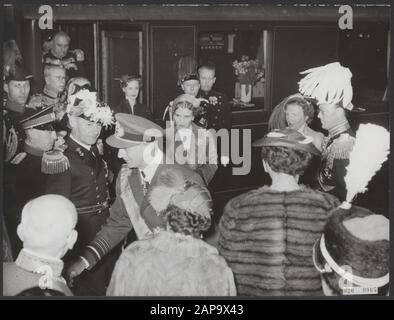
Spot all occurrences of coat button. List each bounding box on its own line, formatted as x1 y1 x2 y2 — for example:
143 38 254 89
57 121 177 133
91 171 94 176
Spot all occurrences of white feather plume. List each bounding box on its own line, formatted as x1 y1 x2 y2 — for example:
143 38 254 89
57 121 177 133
344 123 390 204
298 62 353 107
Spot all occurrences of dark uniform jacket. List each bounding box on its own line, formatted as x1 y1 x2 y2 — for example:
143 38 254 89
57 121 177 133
43 50 85 79
81 162 205 269
114 99 153 120
3 104 25 163
45 136 110 257
196 89 231 130
317 127 355 202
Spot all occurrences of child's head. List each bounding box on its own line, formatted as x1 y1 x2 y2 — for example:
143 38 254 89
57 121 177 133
119 74 141 100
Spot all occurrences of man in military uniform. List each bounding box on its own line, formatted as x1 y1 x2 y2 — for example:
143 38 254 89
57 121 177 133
42 31 85 79
298 62 356 201
28 64 67 125
3 64 32 163
65 114 207 287
3 195 78 296
196 63 231 131
44 89 116 296
4 105 61 258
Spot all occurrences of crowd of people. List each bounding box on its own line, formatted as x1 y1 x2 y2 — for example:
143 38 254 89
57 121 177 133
2 30 390 297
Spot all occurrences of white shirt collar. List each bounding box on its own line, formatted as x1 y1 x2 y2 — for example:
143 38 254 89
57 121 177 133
70 134 91 151
141 149 163 183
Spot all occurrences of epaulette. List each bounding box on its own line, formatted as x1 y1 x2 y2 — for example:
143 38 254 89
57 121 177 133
41 145 69 174
329 133 355 160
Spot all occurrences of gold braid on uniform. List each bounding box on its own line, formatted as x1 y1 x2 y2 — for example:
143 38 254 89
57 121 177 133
41 146 70 174
324 133 355 170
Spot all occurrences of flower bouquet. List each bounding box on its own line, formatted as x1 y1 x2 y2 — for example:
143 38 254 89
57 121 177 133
233 56 264 103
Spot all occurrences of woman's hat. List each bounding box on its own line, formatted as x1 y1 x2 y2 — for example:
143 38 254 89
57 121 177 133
313 206 389 290
252 128 321 156
114 74 141 87
181 73 199 83
149 168 213 219
66 89 114 128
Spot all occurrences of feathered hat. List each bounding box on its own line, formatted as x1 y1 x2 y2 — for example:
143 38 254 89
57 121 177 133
67 89 114 128
149 168 213 219
313 123 390 293
298 62 362 111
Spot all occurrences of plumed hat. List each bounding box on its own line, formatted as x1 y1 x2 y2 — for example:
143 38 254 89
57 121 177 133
67 89 114 128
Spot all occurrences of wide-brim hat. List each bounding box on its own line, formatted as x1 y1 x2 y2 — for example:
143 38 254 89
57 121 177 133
106 113 164 149
313 206 389 289
252 128 321 156
19 106 56 130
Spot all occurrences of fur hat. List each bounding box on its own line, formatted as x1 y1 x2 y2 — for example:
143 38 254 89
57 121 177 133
149 168 212 219
313 206 389 291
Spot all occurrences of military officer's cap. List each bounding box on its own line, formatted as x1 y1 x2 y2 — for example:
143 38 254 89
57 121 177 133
18 106 56 131
5 64 33 83
106 113 164 149
252 128 321 156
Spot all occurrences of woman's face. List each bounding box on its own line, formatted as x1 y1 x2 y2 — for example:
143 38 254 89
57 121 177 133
285 103 307 130
122 80 140 100
173 107 194 129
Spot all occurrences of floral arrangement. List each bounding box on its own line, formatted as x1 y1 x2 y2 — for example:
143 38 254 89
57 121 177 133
67 89 114 128
232 55 264 85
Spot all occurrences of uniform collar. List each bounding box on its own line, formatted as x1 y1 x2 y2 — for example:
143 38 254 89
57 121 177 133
6 99 26 114
15 248 64 278
43 87 60 100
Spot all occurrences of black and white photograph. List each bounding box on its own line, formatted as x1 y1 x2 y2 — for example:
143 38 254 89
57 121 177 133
2 2 390 301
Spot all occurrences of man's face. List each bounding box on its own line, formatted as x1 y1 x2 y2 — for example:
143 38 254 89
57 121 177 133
6 80 30 105
317 103 342 130
45 68 66 94
26 128 57 152
181 80 200 97
122 80 140 100
51 35 70 59
70 117 102 146
118 143 149 169
198 68 216 93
